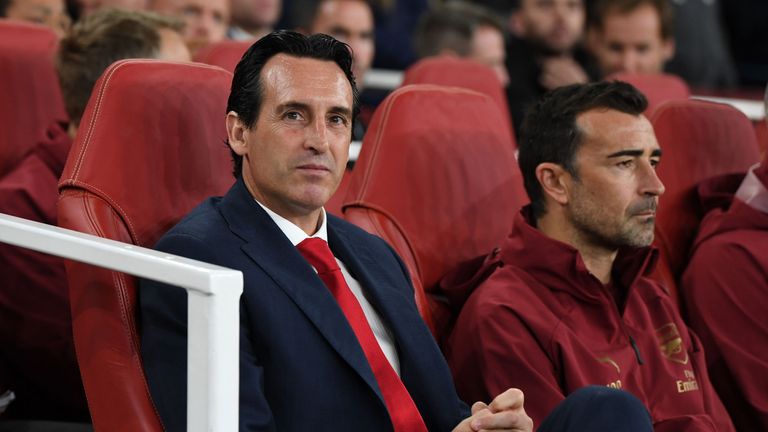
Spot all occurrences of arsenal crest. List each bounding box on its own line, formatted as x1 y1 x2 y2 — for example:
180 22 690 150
655 323 689 365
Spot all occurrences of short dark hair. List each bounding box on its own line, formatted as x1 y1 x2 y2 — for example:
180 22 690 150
590 0 674 40
518 81 648 219
0 0 11 16
56 8 184 126
227 30 359 178
414 1 505 59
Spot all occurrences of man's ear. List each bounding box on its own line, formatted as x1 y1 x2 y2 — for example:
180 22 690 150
509 11 525 38
536 162 571 206
661 38 675 63
226 111 248 156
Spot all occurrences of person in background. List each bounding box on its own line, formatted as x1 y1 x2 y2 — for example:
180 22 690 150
0 8 189 423
445 81 736 431
504 0 596 135
150 0 229 55
0 0 70 37
680 86 768 431
227 0 280 41
587 0 674 77
414 1 509 87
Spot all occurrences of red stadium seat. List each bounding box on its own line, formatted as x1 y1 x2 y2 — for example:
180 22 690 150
193 39 253 73
57 60 233 431
651 99 760 304
755 119 767 159
342 84 526 340
402 55 516 145
0 20 67 178
608 72 690 116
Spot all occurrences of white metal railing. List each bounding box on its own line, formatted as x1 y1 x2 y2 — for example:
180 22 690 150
363 68 403 90
0 212 243 432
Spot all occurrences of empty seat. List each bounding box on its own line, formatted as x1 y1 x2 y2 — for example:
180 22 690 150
193 39 253 73
402 55 515 145
342 84 526 339
608 72 690 116
651 99 760 302
0 20 67 178
57 59 233 431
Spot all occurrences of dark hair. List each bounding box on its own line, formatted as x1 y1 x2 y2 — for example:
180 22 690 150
227 30 359 178
0 0 10 16
590 0 674 40
414 1 505 59
56 8 184 126
518 81 648 219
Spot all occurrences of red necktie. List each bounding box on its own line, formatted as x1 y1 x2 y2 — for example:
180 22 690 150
297 237 428 432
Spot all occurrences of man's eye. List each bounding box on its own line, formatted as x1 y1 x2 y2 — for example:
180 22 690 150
650 159 660 169
329 115 348 126
617 160 634 169
284 111 302 121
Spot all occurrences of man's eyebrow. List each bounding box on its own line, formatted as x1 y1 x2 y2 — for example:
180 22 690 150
328 105 353 117
606 148 663 158
276 102 352 118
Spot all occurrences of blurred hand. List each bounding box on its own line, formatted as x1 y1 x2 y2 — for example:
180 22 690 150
540 57 589 90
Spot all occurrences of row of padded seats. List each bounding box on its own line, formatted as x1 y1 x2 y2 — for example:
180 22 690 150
51 58 764 430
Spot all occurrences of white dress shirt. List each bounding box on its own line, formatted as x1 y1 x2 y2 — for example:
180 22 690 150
255 201 401 375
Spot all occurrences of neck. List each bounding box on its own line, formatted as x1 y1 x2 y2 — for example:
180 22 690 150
536 211 617 284
242 176 323 236
236 23 270 39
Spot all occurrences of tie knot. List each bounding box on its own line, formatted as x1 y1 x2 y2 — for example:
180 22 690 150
297 237 339 274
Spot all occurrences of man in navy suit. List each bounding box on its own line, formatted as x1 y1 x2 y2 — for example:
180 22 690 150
140 30 653 432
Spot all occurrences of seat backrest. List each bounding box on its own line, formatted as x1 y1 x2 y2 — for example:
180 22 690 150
402 55 515 145
342 84 526 339
57 59 233 431
193 39 253 73
755 119 767 159
651 99 760 283
0 19 67 177
608 72 690 116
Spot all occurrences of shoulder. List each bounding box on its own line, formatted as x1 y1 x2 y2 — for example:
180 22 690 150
154 197 228 253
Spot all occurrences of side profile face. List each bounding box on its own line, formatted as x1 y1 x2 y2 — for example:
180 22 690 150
470 24 509 87
513 0 585 55
151 0 229 54
228 54 353 226
565 109 665 250
5 0 71 37
311 0 373 86
230 0 280 31
592 3 673 75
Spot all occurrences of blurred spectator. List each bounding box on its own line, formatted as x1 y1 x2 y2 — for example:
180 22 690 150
228 0 280 40
150 0 229 55
587 0 674 76
371 0 428 70
0 8 188 422
414 1 508 87
294 0 373 90
680 86 768 431
0 0 71 37
505 0 596 134
664 0 736 89
721 0 768 88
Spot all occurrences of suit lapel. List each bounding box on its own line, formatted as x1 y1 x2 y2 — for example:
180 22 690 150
218 179 385 405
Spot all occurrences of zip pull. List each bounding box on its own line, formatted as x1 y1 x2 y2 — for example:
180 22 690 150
630 336 645 365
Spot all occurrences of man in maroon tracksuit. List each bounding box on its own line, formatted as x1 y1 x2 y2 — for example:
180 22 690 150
681 154 768 431
445 81 735 431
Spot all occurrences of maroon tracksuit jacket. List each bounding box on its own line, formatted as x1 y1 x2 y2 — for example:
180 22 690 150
682 167 768 432
445 208 735 431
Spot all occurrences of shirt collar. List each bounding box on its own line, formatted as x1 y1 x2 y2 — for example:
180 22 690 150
255 200 328 246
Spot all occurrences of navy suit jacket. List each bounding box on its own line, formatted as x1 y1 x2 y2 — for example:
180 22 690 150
140 178 469 431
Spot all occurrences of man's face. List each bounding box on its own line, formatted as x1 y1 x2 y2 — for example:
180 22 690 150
592 4 673 75
470 24 509 87
513 0 584 55
564 109 664 250
231 54 353 221
152 0 229 54
311 0 374 86
5 0 71 38
230 0 280 31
